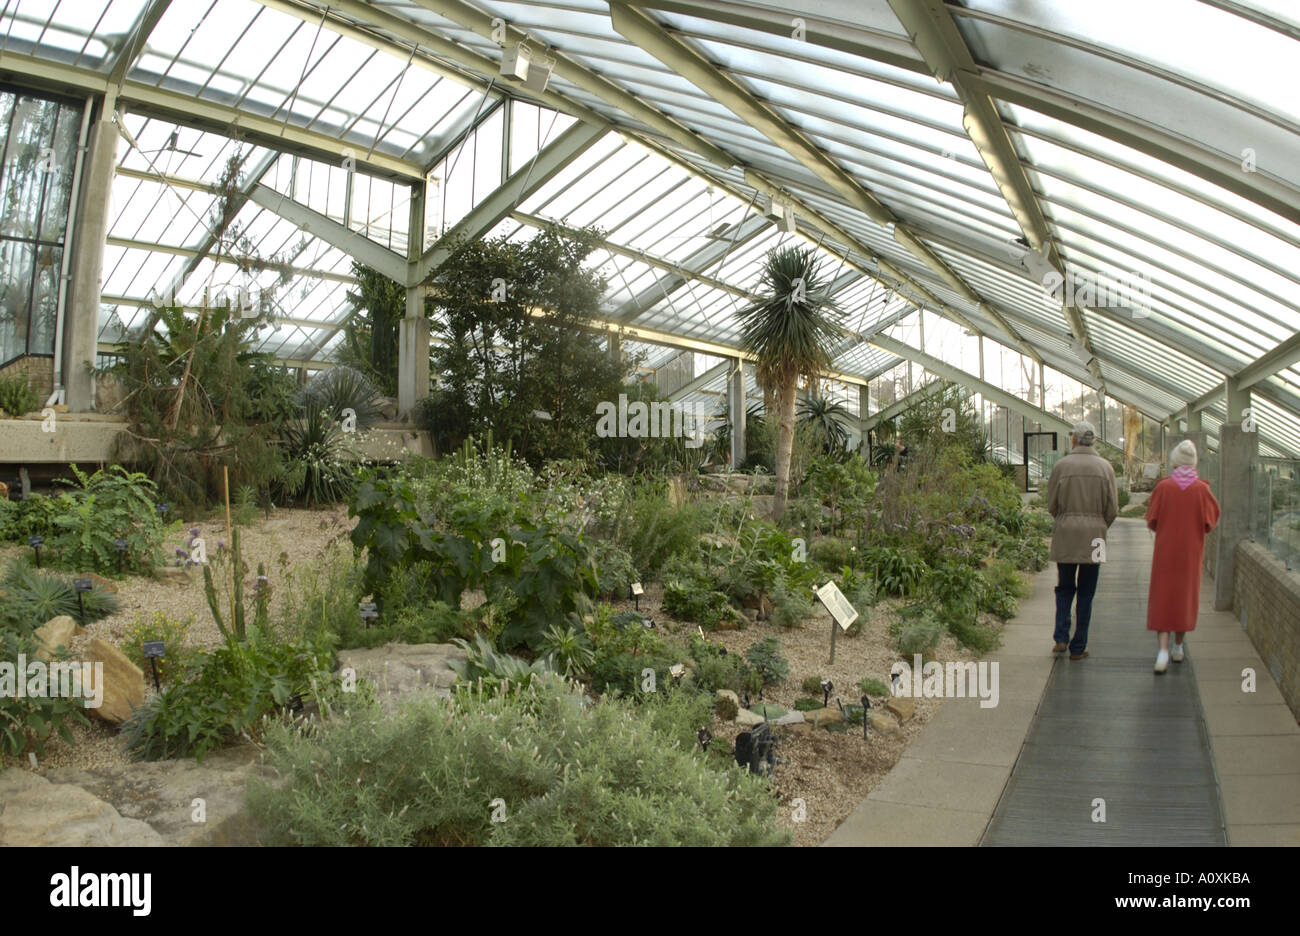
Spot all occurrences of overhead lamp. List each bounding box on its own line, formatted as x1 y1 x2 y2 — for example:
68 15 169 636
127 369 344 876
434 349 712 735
500 41 531 82
523 50 555 94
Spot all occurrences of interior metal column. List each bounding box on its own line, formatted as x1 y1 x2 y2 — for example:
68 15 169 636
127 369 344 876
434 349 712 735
398 183 430 416
728 357 746 468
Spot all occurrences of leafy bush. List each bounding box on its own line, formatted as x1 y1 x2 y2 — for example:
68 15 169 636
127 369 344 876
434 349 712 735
744 636 789 686
277 398 358 507
768 577 813 629
0 373 39 417
998 534 1049 572
863 545 929 597
809 537 853 572
0 627 90 762
539 623 595 678
584 604 685 696
980 560 1027 620
121 611 195 686
605 482 701 576
661 557 741 631
249 677 788 846
448 633 554 693
48 465 166 574
793 697 825 712
1117 487 1131 509
270 540 363 656
687 634 756 695
121 630 330 761
0 493 58 542
800 675 825 695
894 614 944 657
589 539 638 598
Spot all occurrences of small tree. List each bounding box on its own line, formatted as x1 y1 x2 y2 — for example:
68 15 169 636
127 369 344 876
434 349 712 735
735 246 845 519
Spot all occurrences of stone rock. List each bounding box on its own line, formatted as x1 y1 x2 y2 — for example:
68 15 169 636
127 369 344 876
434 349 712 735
715 696 738 721
885 697 916 722
735 708 767 727
337 641 468 713
154 565 193 583
716 689 740 706
869 713 903 737
0 771 163 846
43 744 266 846
773 710 805 726
33 616 85 662
85 637 146 725
805 707 844 727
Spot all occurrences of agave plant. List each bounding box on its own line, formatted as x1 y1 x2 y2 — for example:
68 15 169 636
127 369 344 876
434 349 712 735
797 394 853 455
734 246 845 519
299 365 384 429
277 398 357 507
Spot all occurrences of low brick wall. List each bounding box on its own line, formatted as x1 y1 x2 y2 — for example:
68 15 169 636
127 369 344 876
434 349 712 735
1234 540 1300 721
0 355 53 408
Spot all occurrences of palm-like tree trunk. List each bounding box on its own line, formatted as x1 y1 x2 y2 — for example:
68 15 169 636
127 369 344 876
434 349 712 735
773 376 798 519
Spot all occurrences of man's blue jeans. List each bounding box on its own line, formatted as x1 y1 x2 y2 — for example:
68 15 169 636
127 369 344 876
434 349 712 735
1054 562 1100 655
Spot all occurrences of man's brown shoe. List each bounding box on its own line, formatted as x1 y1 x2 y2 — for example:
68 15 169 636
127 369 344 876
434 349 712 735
1053 643 1069 653
1070 650 1089 661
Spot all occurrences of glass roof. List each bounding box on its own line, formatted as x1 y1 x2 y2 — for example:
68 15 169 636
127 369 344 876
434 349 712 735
4 0 1298 455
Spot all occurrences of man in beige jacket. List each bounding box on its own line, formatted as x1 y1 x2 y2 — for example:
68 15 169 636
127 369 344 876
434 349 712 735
1046 420 1118 660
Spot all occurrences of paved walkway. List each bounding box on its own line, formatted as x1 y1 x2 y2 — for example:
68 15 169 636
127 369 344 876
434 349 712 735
825 518 1300 846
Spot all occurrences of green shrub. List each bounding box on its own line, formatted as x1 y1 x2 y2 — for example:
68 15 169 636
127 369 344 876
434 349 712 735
539 622 595 678
768 577 813 629
998 535 1049 572
980 560 1027 619
661 556 740 632
277 398 358 507
48 464 166 574
793 697 825 711
121 611 195 685
863 545 929 597
895 615 944 657
249 677 788 846
687 634 755 694
589 539 638 598
1117 487 1131 509
809 537 852 572
606 482 701 576
448 633 554 694
0 493 57 543
859 677 891 698
121 630 330 761
0 374 38 417
0 624 90 761
800 675 825 695
744 636 788 686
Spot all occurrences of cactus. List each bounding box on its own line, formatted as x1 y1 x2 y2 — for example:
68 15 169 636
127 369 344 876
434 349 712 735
202 527 249 642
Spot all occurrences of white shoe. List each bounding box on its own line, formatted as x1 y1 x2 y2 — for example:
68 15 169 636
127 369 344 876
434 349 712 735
1154 649 1170 673
1171 642 1184 663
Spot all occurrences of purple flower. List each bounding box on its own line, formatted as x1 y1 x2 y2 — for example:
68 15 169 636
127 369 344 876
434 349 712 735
218 540 227 549
190 526 200 537
175 548 188 558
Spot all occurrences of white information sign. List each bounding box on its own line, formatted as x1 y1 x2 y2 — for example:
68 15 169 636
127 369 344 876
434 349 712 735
815 581 859 631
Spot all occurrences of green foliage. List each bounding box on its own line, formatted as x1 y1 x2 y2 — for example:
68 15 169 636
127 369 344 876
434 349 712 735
797 395 853 455
201 527 269 643
998 534 1049 572
809 537 853 572
340 261 404 397
0 493 58 542
423 226 629 463
800 675 825 695
1117 487 1131 509
106 302 287 514
350 468 597 651
268 540 361 657
448 633 554 693
980 559 1027 620
121 611 194 686
0 559 120 631
232 483 260 527
604 480 701 577
863 545 929 597
860 676 891 698
0 373 38 417
249 678 788 846
768 577 813 629
583 604 685 696
539 623 595 678
47 464 166 574
300 365 383 430
0 626 90 762
661 556 741 631
121 628 329 762
744 636 789 686
894 610 945 657
276 398 358 507
686 634 756 695
588 539 638 598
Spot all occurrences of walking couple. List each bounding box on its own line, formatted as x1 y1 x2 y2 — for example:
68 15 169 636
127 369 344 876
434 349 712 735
1045 421 1220 672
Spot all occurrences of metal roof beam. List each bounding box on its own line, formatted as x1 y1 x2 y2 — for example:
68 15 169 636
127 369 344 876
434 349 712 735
407 0 733 168
887 0 1105 391
248 183 409 283
417 120 607 281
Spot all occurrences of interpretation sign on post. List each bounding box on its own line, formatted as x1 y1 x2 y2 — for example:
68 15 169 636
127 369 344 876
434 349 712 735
815 581 859 664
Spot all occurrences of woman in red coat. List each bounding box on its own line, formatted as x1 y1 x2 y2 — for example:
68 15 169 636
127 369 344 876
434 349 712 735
1145 440 1220 673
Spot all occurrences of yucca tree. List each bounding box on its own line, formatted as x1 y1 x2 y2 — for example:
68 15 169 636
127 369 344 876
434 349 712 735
736 246 846 518
798 393 853 455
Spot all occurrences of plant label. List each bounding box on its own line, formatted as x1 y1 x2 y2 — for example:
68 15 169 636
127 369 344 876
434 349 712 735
815 580 858 631
73 578 94 593
630 581 644 596
142 641 166 659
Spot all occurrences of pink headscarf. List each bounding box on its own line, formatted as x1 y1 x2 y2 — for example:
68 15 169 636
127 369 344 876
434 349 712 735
1171 465 1198 490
